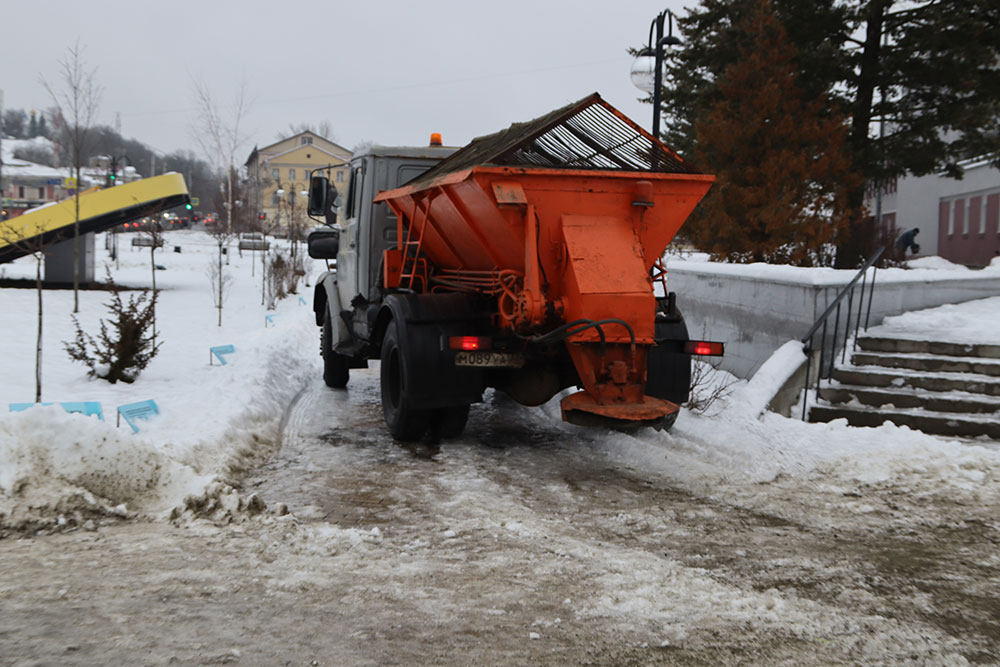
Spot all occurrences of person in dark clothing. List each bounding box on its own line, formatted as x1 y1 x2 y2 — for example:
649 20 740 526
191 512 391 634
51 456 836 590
895 227 920 257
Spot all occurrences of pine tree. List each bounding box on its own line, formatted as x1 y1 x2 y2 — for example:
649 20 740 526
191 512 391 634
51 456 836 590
28 110 38 137
658 0 849 157
37 113 48 139
687 0 856 266
64 268 161 384
657 0 1000 266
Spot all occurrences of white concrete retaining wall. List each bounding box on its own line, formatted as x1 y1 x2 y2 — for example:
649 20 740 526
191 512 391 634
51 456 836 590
667 261 1000 379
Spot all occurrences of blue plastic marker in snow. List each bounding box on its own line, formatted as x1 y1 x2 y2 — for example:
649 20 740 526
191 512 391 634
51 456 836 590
210 344 236 365
265 314 277 327
117 399 159 433
9 401 104 420
299 296 307 306
9 402 53 412
58 401 105 420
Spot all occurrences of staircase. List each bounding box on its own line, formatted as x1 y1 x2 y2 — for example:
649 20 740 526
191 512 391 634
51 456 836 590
809 335 1000 439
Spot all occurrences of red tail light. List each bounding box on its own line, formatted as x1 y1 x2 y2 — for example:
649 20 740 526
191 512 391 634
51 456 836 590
448 336 491 351
684 341 725 356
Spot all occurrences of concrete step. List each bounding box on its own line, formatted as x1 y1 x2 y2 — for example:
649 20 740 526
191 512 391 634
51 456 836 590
857 337 1000 358
832 367 1000 397
819 384 1000 414
851 351 1000 377
809 404 1000 439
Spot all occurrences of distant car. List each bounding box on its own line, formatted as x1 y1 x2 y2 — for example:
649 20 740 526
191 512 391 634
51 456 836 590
120 217 153 232
132 217 162 232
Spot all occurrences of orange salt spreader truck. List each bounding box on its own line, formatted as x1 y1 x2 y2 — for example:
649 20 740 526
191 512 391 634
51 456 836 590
306 93 723 440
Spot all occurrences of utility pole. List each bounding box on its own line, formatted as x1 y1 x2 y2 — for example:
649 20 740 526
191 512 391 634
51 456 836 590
0 89 5 216
114 111 122 184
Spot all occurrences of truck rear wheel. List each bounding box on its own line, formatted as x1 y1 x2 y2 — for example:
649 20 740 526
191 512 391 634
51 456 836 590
380 319 431 440
646 310 691 406
322 309 350 388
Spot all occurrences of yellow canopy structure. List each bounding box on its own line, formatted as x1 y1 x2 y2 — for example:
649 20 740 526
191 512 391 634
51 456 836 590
0 172 189 264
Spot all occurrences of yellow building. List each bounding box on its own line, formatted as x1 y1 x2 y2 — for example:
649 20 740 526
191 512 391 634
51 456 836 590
244 131 351 231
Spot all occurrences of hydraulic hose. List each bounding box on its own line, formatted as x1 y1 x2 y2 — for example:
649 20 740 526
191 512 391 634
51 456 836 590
520 318 636 358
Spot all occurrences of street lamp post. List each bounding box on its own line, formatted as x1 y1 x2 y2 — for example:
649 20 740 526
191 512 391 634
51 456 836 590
275 187 285 231
631 9 682 140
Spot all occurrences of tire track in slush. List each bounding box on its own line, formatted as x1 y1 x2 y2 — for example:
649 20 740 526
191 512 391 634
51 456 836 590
255 369 997 664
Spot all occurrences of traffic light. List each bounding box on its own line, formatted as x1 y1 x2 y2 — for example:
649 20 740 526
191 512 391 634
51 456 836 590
185 203 192 210
109 173 116 182
259 213 266 220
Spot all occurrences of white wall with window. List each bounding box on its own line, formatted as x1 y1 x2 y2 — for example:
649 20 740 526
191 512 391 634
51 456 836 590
871 159 1000 260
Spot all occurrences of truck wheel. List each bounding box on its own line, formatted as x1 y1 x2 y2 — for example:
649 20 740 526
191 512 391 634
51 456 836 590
380 319 430 440
646 311 691 406
322 309 349 388
430 405 470 440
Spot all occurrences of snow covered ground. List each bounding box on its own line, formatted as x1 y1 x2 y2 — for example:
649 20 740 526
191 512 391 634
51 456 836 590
3 234 1000 663
1 232 998 532
0 230 323 529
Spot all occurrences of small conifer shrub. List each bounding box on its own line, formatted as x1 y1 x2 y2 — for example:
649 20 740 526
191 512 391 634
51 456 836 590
64 269 161 384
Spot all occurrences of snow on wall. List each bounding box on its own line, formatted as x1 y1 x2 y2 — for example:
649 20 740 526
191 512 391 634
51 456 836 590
666 255 1000 378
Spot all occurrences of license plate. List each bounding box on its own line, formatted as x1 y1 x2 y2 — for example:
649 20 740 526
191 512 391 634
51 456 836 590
454 350 526 368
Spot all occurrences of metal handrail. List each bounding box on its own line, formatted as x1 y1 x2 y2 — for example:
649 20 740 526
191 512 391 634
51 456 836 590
800 246 886 420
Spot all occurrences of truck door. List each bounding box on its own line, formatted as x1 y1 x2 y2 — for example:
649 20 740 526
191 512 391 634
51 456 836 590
336 160 365 305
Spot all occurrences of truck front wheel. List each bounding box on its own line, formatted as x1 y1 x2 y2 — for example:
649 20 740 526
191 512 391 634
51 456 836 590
322 309 350 388
380 319 430 440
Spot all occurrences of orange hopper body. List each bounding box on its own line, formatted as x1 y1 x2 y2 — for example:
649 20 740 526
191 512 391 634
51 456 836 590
375 94 714 428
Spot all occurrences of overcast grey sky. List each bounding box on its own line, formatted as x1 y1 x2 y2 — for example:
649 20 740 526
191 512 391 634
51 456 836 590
3 0 690 160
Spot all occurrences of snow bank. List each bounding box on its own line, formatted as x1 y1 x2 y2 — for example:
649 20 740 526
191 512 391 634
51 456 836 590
528 314 1000 520
729 340 805 417
0 316 319 531
0 406 211 529
530 325 1000 529
905 255 970 271
0 230 322 532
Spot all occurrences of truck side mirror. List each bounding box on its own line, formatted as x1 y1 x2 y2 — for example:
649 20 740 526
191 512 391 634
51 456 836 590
307 228 340 259
308 175 328 217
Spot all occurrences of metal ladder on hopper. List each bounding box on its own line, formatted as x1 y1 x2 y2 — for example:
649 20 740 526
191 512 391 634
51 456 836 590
398 195 433 292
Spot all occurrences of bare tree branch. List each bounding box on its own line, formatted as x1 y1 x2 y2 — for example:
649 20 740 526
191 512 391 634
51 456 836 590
191 76 251 324
0 221 62 402
40 40 102 313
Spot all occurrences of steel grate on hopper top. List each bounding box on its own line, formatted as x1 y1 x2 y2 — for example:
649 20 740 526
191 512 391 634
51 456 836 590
401 93 700 193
